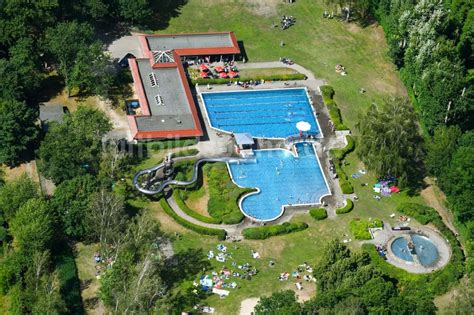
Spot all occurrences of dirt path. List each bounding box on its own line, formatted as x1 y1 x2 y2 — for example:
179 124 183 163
96 99 132 141
421 179 459 236
239 298 259 315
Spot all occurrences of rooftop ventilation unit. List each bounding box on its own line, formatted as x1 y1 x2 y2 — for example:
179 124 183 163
149 73 158 87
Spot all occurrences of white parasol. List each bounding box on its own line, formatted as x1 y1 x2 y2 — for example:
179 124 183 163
296 121 311 132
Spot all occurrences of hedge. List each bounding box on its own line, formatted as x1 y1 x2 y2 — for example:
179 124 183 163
242 221 308 240
191 73 306 85
350 218 383 240
334 163 354 194
336 199 354 214
173 190 222 224
320 85 348 130
171 148 199 158
330 135 355 161
310 208 327 220
159 198 227 240
148 138 197 151
350 220 372 240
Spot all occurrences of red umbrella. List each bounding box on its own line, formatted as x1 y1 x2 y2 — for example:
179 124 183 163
219 72 228 78
228 71 239 78
214 66 224 73
200 71 210 78
199 64 209 71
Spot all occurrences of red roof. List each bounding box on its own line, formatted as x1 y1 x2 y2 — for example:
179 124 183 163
128 31 240 140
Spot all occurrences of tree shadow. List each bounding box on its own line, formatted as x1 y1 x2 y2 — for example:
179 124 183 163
36 74 64 103
160 248 211 287
144 0 188 31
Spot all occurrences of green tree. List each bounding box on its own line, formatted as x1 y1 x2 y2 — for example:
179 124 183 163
45 21 110 97
426 125 462 178
356 98 424 186
443 146 474 222
118 0 152 25
254 290 302 315
51 175 99 239
38 106 112 183
9 199 54 257
0 174 39 221
0 98 39 166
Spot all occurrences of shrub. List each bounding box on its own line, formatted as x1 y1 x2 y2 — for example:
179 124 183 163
320 85 335 103
396 203 439 225
148 139 197 151
319 85 348 130
160 198 226 240
350 220 372 240
173 190 222 224
243 221 308 240
310 208 327 220
171 148 199 158
330 135 355 161
340 179 354 194
336 199 354 214
191 73 306 85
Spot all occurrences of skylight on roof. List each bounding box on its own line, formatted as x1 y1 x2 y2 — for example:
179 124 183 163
153 50 175 64
149 73 158 87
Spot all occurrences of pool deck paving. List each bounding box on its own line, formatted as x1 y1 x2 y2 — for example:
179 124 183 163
141 61 351 236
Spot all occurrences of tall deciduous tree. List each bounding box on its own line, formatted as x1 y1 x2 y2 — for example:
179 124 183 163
356 98 424 186
118 0 153 25
425 125 462 178
0 99 38 166
0 174 39 221
9 199 54 257
38 106 111 183
51 175 99 239
45 21 111 97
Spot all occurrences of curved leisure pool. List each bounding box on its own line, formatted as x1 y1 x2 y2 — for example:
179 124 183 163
391 234 439 267
228 143 330 221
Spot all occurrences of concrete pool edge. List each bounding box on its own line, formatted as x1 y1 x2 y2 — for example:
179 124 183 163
199 87 323 140
384 227 452 273
226 144 332 223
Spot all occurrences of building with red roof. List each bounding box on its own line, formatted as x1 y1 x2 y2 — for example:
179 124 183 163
127 32 240 140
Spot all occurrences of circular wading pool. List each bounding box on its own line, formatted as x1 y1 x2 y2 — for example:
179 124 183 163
391 234 439 267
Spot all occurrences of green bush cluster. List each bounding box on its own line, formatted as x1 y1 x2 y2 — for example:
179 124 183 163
191 73 306 85
396 203 439 225
336 199 354 214
170 148 199 158
320 85 348 130
349 220 372 240
350 218 383 240
173 190 222 224
320 85 335 103
329 135 355 195
159 198 226 240
330 135 355 160
242 221 308 240
309 208 327 220
148 139 197 151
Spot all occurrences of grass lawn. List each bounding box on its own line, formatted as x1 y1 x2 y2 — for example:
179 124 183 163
74 242 102 314
121 1 441 313
238 67 299 77
149 0 406 131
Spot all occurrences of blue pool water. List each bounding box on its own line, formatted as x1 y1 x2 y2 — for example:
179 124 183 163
201 88 321 138
228 143 330 221
391 234 439 266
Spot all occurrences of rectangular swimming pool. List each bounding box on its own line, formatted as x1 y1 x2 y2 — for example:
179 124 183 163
201 88 321 138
